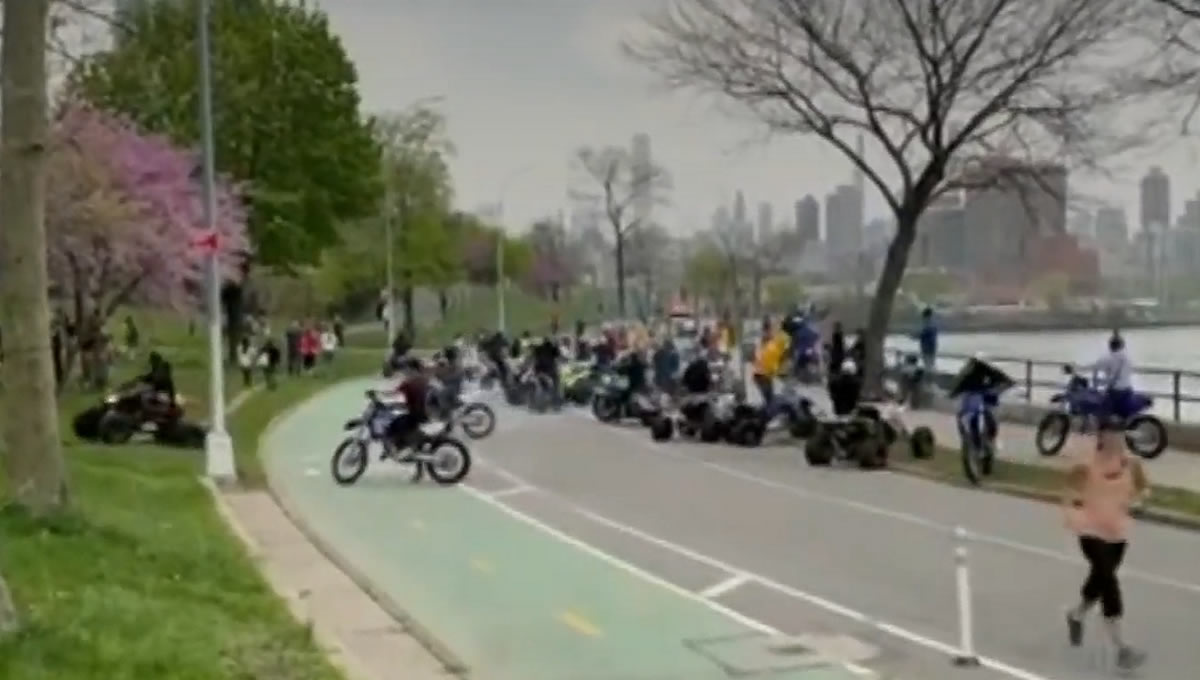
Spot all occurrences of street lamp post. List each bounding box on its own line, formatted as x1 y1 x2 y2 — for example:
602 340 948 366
496 163 537 334
197 0 235 482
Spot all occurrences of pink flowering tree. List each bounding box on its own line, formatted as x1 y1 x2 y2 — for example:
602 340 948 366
45 102 248 375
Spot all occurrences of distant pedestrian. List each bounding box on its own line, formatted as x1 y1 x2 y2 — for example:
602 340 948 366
260 337 281 389
285 321 301 375
237 337 256 387
916 306 939 375
300 323 319 373
320 325 338 363
333 315 345 347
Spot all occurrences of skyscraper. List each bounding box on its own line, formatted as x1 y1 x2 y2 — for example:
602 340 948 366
825 184 862 258
1140 166 1170 231
757 201 773 237
795 195 820 245
732 190 747 229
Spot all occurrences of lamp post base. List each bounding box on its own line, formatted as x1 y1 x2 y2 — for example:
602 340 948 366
205 429 237 485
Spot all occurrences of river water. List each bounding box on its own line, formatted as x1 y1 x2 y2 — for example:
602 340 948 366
888 325 1200 421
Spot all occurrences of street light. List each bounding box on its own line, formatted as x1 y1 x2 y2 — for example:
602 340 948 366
197 0 235 483
495 163 538 333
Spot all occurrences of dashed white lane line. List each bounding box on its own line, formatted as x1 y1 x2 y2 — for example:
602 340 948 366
699 573 753 599
462 458 1046 680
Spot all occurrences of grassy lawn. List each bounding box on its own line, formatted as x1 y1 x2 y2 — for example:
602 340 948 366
892 444 1200 520
347 285 607 349
0 316 376 680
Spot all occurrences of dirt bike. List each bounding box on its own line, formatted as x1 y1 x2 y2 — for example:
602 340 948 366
331 390 472 486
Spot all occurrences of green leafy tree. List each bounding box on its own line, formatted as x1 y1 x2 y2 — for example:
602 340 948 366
67 0 381 267
375 106 456 335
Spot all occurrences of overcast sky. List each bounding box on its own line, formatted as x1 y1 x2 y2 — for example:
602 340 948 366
88 1 1200 235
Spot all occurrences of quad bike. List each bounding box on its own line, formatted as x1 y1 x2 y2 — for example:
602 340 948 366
650 392 741 443
592 373 663 426
73 385 205 448
803 402 934 469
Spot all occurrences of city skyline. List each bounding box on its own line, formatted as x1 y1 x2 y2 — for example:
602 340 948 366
321 0 1200 234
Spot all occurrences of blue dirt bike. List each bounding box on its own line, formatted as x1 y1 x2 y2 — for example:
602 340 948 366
331 390 472 486
1035 367 1167 459
950 359 1014 486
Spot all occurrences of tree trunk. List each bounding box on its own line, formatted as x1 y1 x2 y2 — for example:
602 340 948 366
614 236 627 317
0 0 70 514
437 289 448 320
862 210 920 394
0 568 18 636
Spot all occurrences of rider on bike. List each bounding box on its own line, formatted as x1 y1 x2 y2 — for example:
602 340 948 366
532 334 562 399
434 345 465 416
1089 334 1135 420
680 348 714 424
384 358 430 453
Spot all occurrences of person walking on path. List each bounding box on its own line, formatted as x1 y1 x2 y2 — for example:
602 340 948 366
285 321 301 376
1062 422 1148 672
916 306 938 375
237 337 257 387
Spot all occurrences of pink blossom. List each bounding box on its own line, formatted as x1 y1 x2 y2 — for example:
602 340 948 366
45 102 248 320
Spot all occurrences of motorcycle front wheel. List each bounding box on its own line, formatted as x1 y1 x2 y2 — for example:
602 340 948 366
331 439 369 485
592 394 621 422
1035 412 1070 456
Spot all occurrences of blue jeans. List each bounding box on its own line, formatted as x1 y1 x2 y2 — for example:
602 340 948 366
1102 387 1136 421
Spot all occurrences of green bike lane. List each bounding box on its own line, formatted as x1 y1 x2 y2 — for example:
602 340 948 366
264 381 863 680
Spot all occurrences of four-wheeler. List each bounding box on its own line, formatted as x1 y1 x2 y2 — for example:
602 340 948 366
72 385 205 448
592 372 663 425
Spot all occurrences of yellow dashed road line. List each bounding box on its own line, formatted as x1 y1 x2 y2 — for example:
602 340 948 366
470 557 494 573
557 609 603 637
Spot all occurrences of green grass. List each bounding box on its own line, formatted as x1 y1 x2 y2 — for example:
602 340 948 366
347 286 607 349
0 314 377 680
892 445 1200 519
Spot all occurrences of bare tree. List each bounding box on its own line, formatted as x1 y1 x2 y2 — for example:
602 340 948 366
625 222 673 316
627 0 1193 388
711 220 804 319
573 146 671 316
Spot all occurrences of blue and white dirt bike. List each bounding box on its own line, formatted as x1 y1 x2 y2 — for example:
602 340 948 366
331 389 472 486
951 359 1014 486
1035 366 1167 459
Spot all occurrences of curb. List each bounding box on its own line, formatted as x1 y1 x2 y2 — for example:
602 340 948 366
889 461 1200 532
215 377 470 678
198 477 381 680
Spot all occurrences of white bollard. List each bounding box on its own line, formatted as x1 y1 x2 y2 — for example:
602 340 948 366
952 526 981 667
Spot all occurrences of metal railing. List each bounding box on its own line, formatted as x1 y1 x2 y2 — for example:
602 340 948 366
886 347 1200 423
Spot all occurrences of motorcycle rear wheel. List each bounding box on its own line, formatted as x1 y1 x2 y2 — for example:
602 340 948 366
423 437 472 485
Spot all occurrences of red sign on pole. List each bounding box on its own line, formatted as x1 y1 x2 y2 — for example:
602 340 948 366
190 230 219 253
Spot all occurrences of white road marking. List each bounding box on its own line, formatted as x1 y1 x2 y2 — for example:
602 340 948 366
583 412 1200 596
489 484 534 498
304 467 320 477
468 458 1050 680
699 573 752 599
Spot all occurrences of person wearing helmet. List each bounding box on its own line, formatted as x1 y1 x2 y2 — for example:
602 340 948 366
828 359 862 416
385 358 431 454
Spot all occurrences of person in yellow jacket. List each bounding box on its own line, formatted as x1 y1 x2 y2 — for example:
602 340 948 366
753 326 789 407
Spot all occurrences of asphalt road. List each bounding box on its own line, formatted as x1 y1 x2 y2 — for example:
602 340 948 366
267 380 1200 680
